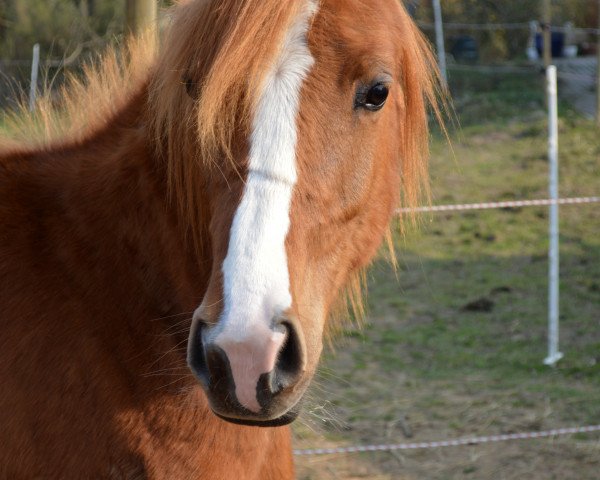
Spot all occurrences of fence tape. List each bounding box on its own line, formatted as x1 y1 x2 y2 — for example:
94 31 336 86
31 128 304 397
294 424 600 456
397 196 600 214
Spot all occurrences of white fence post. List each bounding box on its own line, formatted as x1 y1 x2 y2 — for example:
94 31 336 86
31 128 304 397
29 43 40 112
544 65 563 366
432 0 447 85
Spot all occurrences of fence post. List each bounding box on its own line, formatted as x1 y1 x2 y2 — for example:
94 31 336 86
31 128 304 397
544 65 563 367
29 43 40 112
432 0 447 86
125 0 157 38
542 0 552 69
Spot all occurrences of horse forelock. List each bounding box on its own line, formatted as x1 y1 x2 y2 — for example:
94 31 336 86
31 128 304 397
148 0 443 252
148 0 316 252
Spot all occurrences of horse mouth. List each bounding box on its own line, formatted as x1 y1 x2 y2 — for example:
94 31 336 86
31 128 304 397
212 398 303 428
215 408 300 427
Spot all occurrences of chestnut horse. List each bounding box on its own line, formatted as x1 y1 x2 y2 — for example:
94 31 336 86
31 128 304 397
0 0 439 477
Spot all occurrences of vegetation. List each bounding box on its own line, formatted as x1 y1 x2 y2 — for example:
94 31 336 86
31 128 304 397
0 1 596 63
0 0 123 61
414 0 599 61
295 71 600 479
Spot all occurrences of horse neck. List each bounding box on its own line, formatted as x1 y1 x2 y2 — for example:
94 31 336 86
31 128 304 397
23 85 211 357
0 82 298 476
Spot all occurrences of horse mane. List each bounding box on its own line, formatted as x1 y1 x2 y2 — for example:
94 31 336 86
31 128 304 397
0 0 444 332
1 0 441 222
393 5 444 214
0 34 155 153
329 1 445 336
148 0 309 241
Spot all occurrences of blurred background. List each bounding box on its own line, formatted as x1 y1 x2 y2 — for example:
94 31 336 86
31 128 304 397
1 1 599 479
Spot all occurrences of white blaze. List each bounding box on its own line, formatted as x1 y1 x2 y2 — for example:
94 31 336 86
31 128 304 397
211 2 317 413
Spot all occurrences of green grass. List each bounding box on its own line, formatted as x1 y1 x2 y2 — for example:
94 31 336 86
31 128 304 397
296 71 600 480
355 111 599 411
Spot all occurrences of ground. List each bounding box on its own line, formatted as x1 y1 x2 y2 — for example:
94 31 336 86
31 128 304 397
293 71 600 479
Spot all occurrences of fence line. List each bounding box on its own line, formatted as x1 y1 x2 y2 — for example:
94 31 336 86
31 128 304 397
1 58 81 70
557 71 596 80
444 64 594 80
418 21 600 35
448 64 538 74
397 196 600 214
418 21 530 31
294 424 600 456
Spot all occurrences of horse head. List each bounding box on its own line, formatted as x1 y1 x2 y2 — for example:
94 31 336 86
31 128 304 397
150 0 439 426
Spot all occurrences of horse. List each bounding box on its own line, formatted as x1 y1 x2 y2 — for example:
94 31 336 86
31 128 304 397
0 0 440 477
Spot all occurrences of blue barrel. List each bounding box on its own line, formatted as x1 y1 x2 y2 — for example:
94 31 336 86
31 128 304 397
536 32 565 58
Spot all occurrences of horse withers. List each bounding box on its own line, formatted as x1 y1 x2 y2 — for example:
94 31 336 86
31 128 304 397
0 0 439 477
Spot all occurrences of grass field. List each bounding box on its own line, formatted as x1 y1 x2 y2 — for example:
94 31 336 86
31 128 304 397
294 71 600 479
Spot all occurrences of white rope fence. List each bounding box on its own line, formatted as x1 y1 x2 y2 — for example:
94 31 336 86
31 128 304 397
397 196 600 214
294 425 600 456
298 194 600 458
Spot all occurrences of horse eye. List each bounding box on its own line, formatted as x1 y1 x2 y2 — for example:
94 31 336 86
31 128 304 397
355 82 390 112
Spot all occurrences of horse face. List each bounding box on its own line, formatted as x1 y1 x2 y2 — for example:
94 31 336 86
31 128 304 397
188 0 429 426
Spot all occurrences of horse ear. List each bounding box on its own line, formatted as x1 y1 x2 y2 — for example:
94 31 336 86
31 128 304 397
183 76 199 100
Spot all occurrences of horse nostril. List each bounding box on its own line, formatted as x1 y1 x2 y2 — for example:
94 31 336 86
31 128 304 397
260 319 305 400
276 321 304 386
188 321 211 387
190 315 306 414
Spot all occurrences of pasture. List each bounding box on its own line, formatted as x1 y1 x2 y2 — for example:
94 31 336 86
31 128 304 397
294 71 600 479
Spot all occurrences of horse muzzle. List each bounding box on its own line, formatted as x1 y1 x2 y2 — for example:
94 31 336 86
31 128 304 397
187 315 307 426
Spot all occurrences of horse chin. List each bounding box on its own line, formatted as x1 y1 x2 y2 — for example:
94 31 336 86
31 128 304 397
212 399 303 428
214 409 299 428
